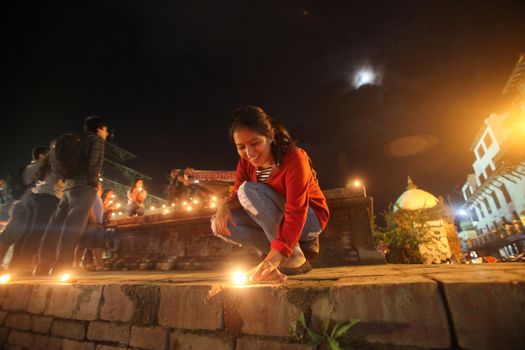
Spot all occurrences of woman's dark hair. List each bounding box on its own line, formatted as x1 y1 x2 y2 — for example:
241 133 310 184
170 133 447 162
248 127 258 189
229 106 296 166
84 115 108 133
101 189 114 201
32 146 49 161
35 154 50 181
131 178 143 189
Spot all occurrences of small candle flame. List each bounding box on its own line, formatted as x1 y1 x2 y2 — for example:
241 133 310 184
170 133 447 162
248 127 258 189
232 271 247 285
0 274 11 284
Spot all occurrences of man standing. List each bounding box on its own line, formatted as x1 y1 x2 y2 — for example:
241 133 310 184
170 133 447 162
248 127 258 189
0 146 48 268
34 116 109 275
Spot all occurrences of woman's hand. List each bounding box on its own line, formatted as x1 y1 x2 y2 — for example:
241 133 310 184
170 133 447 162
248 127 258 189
249 249 287 282
214 204 236 236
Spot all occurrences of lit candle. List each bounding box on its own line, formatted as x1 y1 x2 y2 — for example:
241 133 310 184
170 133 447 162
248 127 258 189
0 274 11 284
232 271 247 285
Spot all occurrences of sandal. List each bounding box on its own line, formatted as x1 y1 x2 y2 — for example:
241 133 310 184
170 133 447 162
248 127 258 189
278 260 312 276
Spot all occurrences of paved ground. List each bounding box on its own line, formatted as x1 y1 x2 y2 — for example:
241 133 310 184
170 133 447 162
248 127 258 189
5 262 525 285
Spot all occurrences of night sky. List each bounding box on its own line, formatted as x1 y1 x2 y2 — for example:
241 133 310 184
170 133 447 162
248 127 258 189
2 1 524 213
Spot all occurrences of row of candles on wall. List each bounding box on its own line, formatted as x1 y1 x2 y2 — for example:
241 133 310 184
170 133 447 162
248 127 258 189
109 195 220 218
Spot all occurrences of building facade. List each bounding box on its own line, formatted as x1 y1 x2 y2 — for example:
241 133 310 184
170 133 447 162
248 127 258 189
461 54 525 258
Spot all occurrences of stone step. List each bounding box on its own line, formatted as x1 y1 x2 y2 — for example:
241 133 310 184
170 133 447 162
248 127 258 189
0 264 524 349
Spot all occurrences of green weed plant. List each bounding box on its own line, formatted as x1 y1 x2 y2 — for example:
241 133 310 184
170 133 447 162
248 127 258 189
290 312 359 350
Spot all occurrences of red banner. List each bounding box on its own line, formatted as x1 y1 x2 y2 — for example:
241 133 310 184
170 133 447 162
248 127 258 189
171 168 236 182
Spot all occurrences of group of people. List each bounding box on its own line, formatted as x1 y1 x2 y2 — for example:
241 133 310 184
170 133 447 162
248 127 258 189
1 106 330 281
0 116 110 276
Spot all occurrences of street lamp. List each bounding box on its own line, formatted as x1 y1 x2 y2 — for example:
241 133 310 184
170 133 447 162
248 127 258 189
347 178 373 219
349 179 367 197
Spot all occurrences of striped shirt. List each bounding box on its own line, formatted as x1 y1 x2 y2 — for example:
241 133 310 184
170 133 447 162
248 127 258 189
256 166 273 183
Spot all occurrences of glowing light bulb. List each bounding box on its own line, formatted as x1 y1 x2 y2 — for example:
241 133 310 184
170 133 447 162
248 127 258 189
60 273 71 282
171 203 175 207
162 204 166 208
232 271 247 285
457 209 468 216
112 213 116 217
116 203 121 208
193 199 199 204
353 180 361 187
210 203 217 208
163 209 169 214
211 196 217 201
150 206 155 210
118 211 123 216
182 201 188 206
186 206 193 211
109 200 113 204
0 274 11 284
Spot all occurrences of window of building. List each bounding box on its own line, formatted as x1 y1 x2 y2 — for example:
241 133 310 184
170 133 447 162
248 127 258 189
490 191 501 210
463 186 471 199
485 165 493 177
484 132 493 149
483 197 492 215
477 173 485 186
499 184 512 204
476 144 485 159
471 209 479 222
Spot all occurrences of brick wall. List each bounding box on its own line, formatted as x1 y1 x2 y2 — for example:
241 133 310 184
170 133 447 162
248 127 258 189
0 280 450 350
107 188 385 270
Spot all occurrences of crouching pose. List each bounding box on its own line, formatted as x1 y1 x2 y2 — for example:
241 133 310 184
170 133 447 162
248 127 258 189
211 106 329 282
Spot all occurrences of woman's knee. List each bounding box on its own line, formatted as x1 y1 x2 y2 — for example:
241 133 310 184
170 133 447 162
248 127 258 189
237 182 263 216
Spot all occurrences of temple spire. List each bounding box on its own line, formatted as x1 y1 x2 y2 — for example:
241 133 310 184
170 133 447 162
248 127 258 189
406 176 418 190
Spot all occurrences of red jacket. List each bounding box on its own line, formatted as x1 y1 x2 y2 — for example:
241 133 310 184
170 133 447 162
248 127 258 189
227 147 330 257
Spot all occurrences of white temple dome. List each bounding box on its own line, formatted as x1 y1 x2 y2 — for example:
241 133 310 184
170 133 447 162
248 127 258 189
395 177 439 211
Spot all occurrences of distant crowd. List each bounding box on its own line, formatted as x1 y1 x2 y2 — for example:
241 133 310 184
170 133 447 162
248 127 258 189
0 116 146 275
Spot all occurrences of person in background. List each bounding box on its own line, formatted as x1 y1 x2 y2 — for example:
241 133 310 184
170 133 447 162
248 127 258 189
0 146 49 269
211 106 329 282
101 188 120 264
127 178 147 217
34 115 109 276
75 182 106 271
15 154 64 275
101 189 119 224
0 180 7 221
23 146 50 187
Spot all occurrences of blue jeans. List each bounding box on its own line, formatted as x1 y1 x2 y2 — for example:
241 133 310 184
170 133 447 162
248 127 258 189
211 182 322 254
36 184 97 272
